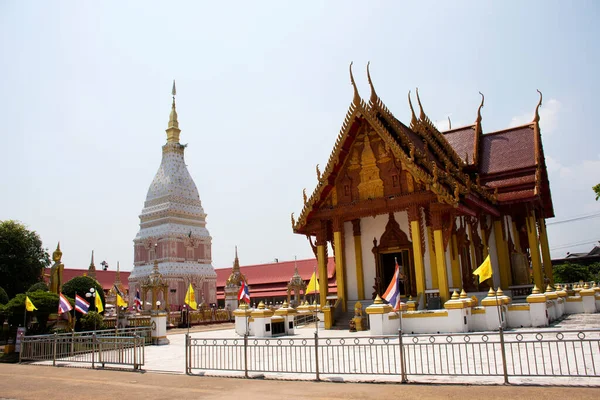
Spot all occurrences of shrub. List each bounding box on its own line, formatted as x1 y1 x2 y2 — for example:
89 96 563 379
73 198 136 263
79 311 104 331
27 282 48 293
61 276 105 313
0 287 8 305
553 263 591 283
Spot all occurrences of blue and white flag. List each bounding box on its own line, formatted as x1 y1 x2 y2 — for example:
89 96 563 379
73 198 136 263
383 259 402 311
75 294 90 314
58 293 73 314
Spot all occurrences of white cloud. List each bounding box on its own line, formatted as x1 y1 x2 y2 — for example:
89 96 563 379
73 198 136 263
509 98 561 134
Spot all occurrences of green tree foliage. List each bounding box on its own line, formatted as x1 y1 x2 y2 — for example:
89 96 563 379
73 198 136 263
594 183 600 201
79 311 104 331
61 276 105 313
0 286 8 304
0 220 51 298
2 291 70 334
553 263 592 283
27 282 48 293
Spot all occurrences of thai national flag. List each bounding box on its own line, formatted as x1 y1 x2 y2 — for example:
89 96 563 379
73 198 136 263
237 280 250 304
75 294 90 314
383 259 402 311
58 293 73 314
134 289 142 312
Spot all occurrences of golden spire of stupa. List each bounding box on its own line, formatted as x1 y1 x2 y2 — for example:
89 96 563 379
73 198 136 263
166 80 181 143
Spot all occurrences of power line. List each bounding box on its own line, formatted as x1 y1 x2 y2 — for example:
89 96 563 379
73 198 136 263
550 239 599 251
546 211 600 226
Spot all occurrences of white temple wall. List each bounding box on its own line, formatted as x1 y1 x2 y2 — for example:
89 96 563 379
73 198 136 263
423 223 433 289
344 221 359 301
359 214 387 299
488 224 501 289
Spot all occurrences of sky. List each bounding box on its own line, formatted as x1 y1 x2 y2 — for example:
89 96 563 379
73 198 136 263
0 1 599 272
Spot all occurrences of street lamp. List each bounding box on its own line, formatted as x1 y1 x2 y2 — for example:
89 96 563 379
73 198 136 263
85 287 97 330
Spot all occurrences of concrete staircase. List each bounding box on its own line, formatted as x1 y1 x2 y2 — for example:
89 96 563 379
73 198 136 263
331 300 373 330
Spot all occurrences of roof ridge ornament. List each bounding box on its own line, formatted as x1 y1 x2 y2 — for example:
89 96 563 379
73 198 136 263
415 87 426 120
533 89 543 123
349 62 361 105
407 90 417 127
366 61 377 103
476 92 485 125
448 116 451 130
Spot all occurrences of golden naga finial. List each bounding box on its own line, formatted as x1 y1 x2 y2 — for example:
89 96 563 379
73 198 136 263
447 116 452 130
349 62 360 105
415 87 426 120
476 92 485 124
407 90 417 127
316 164 321 181
533 89 543 123
302 188 307 204
291 212 296 227
366 61 377 103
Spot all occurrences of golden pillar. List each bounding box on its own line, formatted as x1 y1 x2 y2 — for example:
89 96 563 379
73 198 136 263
526 210 544 289
450 233 461 290
316 221 329 307
352 219 365 301
538 217 554 285
432 210 450 303
333 218 347 312
426 226 439 289
408 205 426 298
493 218 511 289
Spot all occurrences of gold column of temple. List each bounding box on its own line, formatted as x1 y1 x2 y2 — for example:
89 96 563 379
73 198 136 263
316 221 328 307
526 209 544 289
432 211 450 303
333 218 347 312
467 222 478 273
426 225 439 289
450 233 461 290
408 205 426 298
493 218 511 289
537 217 554 285
481 220 489 259
511 220 522 252
351 219 365 301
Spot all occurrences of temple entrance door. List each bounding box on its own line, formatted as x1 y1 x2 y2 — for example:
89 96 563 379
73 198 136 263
379 250 412 297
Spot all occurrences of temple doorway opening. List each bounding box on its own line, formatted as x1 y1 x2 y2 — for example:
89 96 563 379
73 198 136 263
379 250 411 297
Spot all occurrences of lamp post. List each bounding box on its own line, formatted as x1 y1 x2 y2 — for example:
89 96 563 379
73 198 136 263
85 287 97 330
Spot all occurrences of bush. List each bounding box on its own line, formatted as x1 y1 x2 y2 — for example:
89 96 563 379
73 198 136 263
61 276 105 314
79 311 104 331
2 292 72 334
0 287 8 305
27 282 48 293
553 263 591 283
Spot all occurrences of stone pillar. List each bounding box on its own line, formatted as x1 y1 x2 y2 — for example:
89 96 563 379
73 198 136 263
493 218 511 289
526 285 548 327
233 303 252 336
432 210 450 303
250 301 274 337
352 219 365 301
408 205 426 298
316 221 328 307
443 291 469 333
333 218 347 312
580 283 596 313
275 301 297 335
481 288 506 331
526 210 544 289
537 218 554 285
150 310 170 345
365 295 398 336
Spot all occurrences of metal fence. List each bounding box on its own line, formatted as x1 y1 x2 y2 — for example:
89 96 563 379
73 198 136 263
20 331 146 370
186 328 600 383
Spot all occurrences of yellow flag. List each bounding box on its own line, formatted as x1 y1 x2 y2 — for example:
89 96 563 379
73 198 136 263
473 255 493 283
305 271 320 294
25 296 37 312
95 293 104 313
184 283 197 310
116 293 127 307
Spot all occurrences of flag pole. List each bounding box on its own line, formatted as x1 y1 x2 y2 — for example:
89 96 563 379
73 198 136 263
23 293 27 331
73 291 77 332
314 263 318 335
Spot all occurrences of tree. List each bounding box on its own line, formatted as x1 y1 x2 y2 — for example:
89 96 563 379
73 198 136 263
0 220 50 298
553 263 591 283
0 287 8 305
594 183 600 201
28 282 48 293
80 311 104 331
61 276 105 313
2 291 68 334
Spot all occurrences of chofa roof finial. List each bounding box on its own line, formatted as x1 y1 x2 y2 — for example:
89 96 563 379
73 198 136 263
408 90 417 127
415 87 426 120
366 61 377 103
447 116 452 130
533 89 543 123
349 62 360 105
476 92 485 124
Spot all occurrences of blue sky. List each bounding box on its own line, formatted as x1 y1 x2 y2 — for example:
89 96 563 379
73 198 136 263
0 1 598 272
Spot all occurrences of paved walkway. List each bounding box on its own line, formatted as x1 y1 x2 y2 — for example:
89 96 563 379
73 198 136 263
1 364 599 400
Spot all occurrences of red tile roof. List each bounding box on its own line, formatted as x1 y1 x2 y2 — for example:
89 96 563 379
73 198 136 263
55 269 130 291
479 125 536 175
443 126 476 164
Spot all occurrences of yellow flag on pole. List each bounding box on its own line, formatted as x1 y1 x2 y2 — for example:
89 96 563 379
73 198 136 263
116 293 127 307
25 296 37 312
95 293 104 313
473 255 493 283
305 271 320 295
184 283 197 310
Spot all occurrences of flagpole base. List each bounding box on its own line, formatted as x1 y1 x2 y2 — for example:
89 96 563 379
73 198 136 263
151 310 170 345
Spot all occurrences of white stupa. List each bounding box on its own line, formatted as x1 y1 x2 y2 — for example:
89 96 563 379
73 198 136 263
129 82 217 309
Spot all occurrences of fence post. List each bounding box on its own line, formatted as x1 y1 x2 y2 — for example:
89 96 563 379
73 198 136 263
314 331 320 381
70 330 74 357
243 334 249 379
134 334 138 370
498 326 509 384
52 332 57 366
92 333 96 369
185 333 189 375
398 329 408 383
